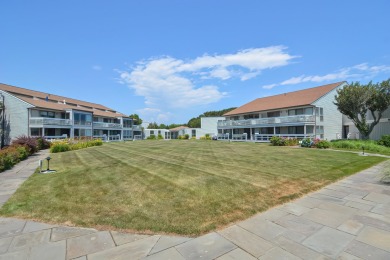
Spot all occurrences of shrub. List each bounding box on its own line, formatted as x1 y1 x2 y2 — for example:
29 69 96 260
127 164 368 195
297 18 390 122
12 135 38 154
270 136 284 146
184 134 190 140
285 138 298 146
0 145 29 172
301 138 313 148
200 135 211 140
330 139 390 154
50 142 71 153
315 140 331 149
36 137 50 150
157 134 164 140
377 135 390 147
147 135 156 140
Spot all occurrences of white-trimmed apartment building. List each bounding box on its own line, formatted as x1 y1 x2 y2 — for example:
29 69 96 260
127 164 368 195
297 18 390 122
0 83 142 144
218 82 348 141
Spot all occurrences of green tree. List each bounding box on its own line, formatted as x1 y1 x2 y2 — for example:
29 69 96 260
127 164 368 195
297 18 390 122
334 79 390 139
186 107 236 128
129 114 143 125
147 122 159 129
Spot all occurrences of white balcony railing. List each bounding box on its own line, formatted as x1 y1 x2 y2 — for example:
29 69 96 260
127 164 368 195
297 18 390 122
93 122 122 129
30 117 72 126
218 115 315 128
253 134 314 142
132 125 142 131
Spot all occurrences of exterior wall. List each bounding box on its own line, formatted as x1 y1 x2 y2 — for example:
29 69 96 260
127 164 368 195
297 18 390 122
0 90 33 144
343 108 390 140
144 129 170 139
312 83 346 140
200 117 224 136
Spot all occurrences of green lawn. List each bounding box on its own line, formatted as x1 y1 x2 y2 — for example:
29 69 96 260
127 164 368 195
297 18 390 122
0 141 386 235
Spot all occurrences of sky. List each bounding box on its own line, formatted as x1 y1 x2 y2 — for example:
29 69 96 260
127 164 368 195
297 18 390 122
1 1 389 124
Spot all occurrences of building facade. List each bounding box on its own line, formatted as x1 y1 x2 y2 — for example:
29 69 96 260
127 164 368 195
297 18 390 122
218 82 347 141
0 83 141 144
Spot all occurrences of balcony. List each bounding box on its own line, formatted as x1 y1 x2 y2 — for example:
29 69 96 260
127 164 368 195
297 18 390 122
132 125 142 131
218 115 315 128
93 122 122 129
30 117 72 126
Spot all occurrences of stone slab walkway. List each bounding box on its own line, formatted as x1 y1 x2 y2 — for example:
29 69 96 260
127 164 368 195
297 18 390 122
0 153 389 259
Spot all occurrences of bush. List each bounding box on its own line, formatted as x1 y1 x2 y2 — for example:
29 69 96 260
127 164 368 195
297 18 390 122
200 135 211 140
0 145 29 172
301 138 313 148
270 136 297 146
157 134 164 140
315 140 331 149
50 139 103 153
330 139 390 154
36 137 50 150
147 135 156 140
184 134 190 140
270 136 285 146
12 135 38 155
377 135 390 148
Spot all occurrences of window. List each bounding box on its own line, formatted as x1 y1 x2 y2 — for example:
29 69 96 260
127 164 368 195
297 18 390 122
288 107 313 116
150 130 155 135
267 111 280 117
233 116 239 120
288 126 304 134
74 129 92 137
192 129 196 137
39 111 55 118
30 128 42 136
243 114 260 119
316 125 324 134
320 108 324 122
306 125 314 134
74 112 92 125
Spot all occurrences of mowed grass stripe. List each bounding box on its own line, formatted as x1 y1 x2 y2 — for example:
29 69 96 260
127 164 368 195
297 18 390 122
0 141 386 235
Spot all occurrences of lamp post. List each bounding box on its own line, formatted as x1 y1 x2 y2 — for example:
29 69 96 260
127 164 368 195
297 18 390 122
362 146 365 155
46 156 51 171
0 93 4 149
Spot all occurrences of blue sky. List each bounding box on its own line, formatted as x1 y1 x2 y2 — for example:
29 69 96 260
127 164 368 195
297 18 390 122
1 1 389 124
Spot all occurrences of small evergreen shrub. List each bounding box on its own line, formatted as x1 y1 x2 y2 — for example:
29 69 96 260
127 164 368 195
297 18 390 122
184 134 190 140
36 137 50 150
377 135 390 148
301 138 313 147
147 135 156 140
315 140 331 149
157 134 164 140
270 136 284 146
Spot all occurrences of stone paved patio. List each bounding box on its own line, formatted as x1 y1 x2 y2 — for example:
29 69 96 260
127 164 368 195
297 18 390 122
0 151 389 259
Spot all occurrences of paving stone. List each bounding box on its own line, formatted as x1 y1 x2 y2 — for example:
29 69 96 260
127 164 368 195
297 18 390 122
23 221 57 233
301 208 351 228
309 193 346 204
216 248 257 260
29 240 66 260
149 235 192 255
356 226 390 252
257 208 290 221
294 197 324 209
66 231 116 259
0 194 11 204
238 217 286 241
344 194 366 200
219 225 273 258
345 240 390 259
258 247 301 260
325 184 368 197
175 232 236 260
280 202 311 216
144 247 185 260
337 219 364 235
344 200 374 211
110 231 151 246
51 226 97 242
318 188 349 199
363 192 390 203
88 235 160 260
274 235 324 260
0 218 26 238
0 250 28 260
8 229 51 252
280 230 307 243
370 203 390 216
352 214 390 232
302 226 354 258
0 236 13 254
72 256 87 260
274 214 323 237
337 251 363 259
317 202 358 216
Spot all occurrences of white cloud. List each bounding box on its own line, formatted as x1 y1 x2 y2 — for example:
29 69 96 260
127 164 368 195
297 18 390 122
120 46 295 113
263 63 390 89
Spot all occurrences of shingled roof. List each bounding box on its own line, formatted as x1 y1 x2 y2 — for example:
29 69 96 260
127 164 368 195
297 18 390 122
0 83 128 118
224 82 345 116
